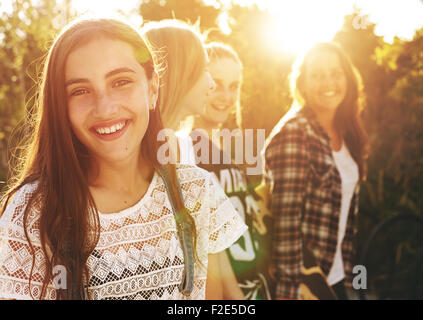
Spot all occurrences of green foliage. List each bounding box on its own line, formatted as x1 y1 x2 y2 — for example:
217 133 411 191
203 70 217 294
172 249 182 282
334 15 423 227
219 4 295 131
333 12 423 298
0 0 64 183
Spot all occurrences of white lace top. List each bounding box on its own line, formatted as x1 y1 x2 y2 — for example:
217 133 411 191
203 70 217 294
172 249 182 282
0 165 247 300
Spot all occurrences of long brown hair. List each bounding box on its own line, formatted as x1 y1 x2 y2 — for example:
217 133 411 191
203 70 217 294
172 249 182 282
0 17 184 299
290 42 370 179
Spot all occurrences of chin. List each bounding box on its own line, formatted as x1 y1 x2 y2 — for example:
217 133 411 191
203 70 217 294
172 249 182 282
215 110 231 123
218 116 230 125
94 145 137 163
210 115 229 127
203 117 220 127
315 101 341 112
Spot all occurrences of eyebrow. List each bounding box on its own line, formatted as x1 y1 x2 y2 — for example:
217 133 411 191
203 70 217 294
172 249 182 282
65 67 136 87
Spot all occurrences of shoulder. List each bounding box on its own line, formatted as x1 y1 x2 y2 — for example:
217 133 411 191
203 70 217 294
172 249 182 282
173 164 228 210
159 164 215 208
155 164 214 198
266 109 310 146
0 181 41 249
0 182 40 224
265 109 311 159
174 164 213 186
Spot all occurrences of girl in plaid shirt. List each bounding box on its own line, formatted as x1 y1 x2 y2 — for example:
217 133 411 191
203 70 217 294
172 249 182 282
264 42 369 299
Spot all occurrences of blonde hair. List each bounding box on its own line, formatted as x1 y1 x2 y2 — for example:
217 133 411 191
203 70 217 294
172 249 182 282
141 20 207 129
205 42 243 129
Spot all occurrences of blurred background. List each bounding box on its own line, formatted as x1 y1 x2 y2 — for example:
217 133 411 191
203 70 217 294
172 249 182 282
0 0 422 299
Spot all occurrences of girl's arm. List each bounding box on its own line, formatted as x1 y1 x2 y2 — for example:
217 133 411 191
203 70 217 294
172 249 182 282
265 121 308 300
206 253 223 299
218 250 245 300
205 171 248 300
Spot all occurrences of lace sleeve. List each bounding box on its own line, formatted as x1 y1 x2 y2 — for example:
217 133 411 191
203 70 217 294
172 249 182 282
0 183 56 300
206 174 248 254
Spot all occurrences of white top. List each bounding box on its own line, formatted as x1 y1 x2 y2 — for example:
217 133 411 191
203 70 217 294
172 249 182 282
327 143 359 286
0 165 247 300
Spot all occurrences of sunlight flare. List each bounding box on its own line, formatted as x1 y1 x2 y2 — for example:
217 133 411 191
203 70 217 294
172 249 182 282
262 1 350 54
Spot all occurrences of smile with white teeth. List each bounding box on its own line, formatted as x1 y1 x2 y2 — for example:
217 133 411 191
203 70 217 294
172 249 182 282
94 121 126 135
323 91 336 97
212 104 230 111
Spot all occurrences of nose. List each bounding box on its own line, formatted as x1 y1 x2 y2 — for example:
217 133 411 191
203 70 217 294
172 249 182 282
224 89 234 102
93 92 118 117
207 72 216 94
215 88 236 105
323 73 338 89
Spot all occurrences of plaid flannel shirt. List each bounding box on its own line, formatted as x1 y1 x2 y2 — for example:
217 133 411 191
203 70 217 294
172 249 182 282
264 106 359 299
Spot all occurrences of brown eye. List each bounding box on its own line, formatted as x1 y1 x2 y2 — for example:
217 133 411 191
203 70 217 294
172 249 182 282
71 88 89 97
230 83 240 92
113 79 132 88
214 83 223 90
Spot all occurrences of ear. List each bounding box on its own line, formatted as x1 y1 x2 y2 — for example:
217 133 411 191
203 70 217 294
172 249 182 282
148 71 159 111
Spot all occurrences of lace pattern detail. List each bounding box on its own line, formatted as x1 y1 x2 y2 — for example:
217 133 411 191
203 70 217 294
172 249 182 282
0 165 246 300
0 182 57 300
206 175 249 253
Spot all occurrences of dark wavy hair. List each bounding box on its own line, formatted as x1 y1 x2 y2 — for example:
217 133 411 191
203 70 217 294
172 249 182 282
290 42 370 179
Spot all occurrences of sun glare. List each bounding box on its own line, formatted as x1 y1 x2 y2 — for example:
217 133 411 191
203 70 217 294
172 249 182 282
355 0 423 43
2 0 421 55
261 0 423 55
262 1 351 54
69 0 143 27
71 0 141 19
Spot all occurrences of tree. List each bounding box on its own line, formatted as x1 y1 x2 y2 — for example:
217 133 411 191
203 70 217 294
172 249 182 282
212 3 295 132
140 0 220 28
334 12 423 298
0 0 67 183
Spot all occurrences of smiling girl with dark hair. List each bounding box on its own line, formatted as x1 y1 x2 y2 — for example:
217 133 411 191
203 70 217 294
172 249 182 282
0 16 246 300
264 42 369 299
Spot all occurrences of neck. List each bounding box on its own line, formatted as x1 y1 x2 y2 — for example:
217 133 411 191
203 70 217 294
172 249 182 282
88 151 153 194
194 115 220 139
310 106 342 150
311 106 336 134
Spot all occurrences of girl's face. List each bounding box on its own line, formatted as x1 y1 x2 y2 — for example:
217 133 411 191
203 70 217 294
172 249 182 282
203 57 242 125
180 66 216 118
303 50 347 114
65 38 157 164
